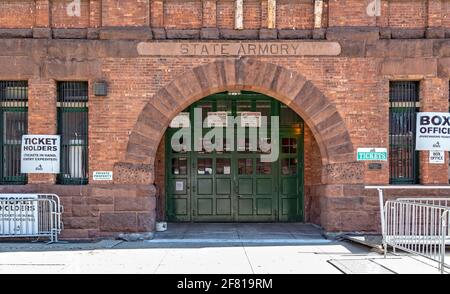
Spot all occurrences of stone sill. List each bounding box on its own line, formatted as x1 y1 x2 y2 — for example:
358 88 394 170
0 27 448 41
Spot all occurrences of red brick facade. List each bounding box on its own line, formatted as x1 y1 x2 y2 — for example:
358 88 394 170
0 0 450 239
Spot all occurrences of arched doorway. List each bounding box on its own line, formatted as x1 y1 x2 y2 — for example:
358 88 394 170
119 58 356 230
164 91 304 222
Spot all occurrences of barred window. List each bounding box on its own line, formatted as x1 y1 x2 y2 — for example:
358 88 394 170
389 81 420 184
57 82 88 185
0 81 28 185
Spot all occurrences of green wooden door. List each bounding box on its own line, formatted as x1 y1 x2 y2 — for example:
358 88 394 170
278 130 304 221
166 127 191 222
166 92 304 222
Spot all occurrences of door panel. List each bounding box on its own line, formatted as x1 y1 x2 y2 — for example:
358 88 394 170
193 155 234 221
216 198 232 215
197 198 213 215
167 153 191 221
278 131 303 221
166 92 304 223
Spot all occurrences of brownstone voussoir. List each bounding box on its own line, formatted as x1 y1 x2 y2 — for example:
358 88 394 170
290 81 316 111
221 59 238 86
172 69 204 102
126 59 354 169
193 65 213 92
327 142 354 156
152 89 183 118
272 67 306 105
300 88 328 116
315 111 344 132
138 103 171 133
255 62 280 96
323 132 353 149
241 58 267 87
198 62 224 91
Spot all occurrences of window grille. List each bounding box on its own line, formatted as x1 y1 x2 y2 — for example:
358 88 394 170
0 81 28 185
389 81 420 184
57 82 88 185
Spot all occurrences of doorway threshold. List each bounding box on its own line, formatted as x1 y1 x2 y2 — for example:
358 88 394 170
148 223 330 245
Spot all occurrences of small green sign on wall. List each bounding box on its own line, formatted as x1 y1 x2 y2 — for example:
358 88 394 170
357 148 388 161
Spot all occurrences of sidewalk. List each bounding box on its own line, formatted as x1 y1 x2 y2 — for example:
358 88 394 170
0 223 445 274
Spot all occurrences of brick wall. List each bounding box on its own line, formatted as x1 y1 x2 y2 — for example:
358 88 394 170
419 78 450 184
163 0 202 29
276 0 314 30
0 0 35 29
217 0 235 29
388 0 427 28
1 0 450 31
328 0 377 27
51 0 90 28
243 0 261 29
202 0 217 28
28 78 57 184
442 1 450 28
102 0 149 27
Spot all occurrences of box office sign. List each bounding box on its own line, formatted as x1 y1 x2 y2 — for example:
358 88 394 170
21 135 60 174
416 112 450 151
0 194 38 235
429 150 445 164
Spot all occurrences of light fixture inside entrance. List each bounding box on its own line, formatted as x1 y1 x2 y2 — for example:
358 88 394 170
228 91 241 96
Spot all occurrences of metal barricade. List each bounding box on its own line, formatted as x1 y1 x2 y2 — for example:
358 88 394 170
0 194 63 243
366 186 450 274
384 199 450 273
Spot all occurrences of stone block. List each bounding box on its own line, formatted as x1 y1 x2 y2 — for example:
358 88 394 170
33 28 52 39
100 213 137 232
166 29 200 39
99 27 152 41
326 26 379 42
152 28 167 40
219 29 259 40
259 29 277 40
53 29 87 39
201 28 219 40
391 28 425 39
278 29 312 40
0 29 32 38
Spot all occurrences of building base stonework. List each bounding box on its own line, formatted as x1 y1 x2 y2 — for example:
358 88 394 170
0 185 156 240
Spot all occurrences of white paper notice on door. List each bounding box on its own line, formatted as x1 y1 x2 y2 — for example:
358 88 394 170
175 181 184 191
224 166 231 175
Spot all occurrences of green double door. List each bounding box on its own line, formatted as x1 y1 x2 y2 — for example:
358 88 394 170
166 92 304 222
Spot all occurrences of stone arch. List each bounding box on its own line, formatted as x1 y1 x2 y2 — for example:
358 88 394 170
120 58 354 184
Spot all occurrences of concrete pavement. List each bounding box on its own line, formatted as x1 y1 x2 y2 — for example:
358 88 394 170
0 223 446 274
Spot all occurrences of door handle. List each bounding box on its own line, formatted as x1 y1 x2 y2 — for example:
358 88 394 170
233 179 238 194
